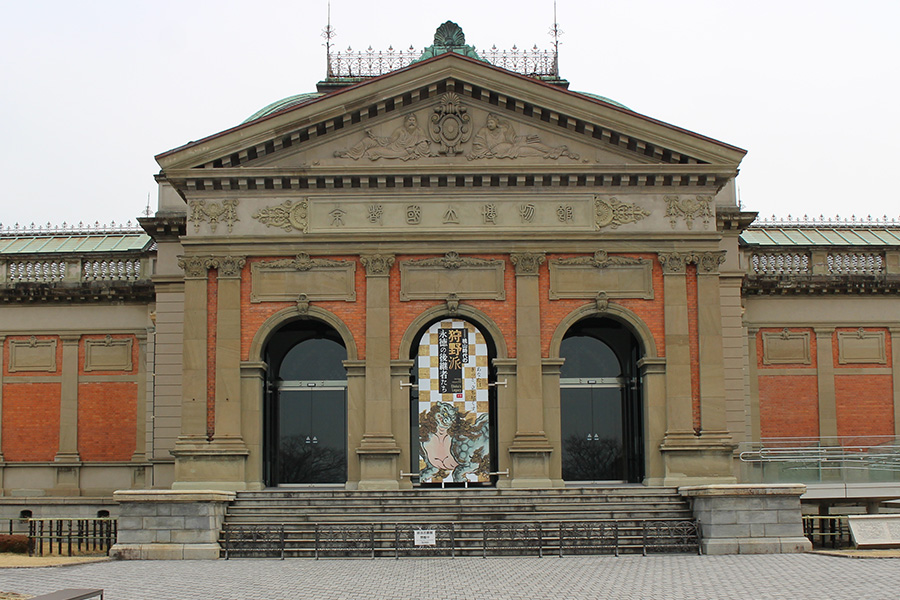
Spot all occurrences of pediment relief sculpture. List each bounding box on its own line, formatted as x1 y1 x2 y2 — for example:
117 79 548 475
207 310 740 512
466 113 579 161
334 113 431 161
430 93 471 155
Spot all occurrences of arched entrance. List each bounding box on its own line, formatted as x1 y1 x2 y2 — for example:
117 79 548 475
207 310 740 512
263 319 347 486
409 318 498 486
559 317 644 483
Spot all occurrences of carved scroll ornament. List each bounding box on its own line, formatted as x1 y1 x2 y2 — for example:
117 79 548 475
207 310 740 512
177 256 210 278
430 93 471 155
261 252 348 271
665 195 714 230
252 199 308 232
555 250 647 269
595 197 650 229
188 199 239 233
405 252 502 270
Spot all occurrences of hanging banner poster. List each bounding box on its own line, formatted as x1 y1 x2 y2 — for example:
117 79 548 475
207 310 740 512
417 319 490 484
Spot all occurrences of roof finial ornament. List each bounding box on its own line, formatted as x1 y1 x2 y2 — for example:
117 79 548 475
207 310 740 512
549 0 563 77
322 1 336 77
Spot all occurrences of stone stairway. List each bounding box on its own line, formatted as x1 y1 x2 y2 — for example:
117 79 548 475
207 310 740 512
219 487 700 557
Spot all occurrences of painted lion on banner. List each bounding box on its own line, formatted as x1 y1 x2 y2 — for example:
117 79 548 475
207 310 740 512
419 401 490 483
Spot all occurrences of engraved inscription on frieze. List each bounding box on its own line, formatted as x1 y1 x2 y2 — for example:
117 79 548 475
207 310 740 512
466 113 579 161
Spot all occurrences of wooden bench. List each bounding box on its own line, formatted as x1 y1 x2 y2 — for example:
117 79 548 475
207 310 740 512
30 589 103 600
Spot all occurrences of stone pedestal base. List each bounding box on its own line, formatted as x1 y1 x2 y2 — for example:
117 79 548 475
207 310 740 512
509 437 553 488
661 433 736 486
171 441 249 491
356 437 400 490
110 490 235 560
680 484 812 555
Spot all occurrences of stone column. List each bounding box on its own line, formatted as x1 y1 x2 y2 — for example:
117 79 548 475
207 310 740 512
239 361 266 490
639 357 667 485
132 332 149 462
508 253 552 488
541 358 565 487
212 257 247 446
658 252 734 485
696 252 734 444
746 329 761 442
815 328 837 442
356 254 400 490
390 359 415 489
171 256 212 488
492 358 517 488
55 335 81 462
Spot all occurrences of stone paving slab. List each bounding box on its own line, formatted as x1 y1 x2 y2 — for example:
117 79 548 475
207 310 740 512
0 554 897 600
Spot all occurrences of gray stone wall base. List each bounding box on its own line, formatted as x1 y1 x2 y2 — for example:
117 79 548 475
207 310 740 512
680 484 812 555
110 490 235 560
109 542 221 560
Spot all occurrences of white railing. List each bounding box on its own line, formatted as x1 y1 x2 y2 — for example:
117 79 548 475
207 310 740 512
827 252 884 275
7 260 68 282
82 259 142 281
750 252 810 275
752 214 900 227
0 220 143 236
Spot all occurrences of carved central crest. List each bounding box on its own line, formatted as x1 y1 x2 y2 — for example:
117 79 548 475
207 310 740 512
433 21 466 47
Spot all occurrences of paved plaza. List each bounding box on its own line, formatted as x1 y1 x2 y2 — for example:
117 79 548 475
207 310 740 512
0 554 898 600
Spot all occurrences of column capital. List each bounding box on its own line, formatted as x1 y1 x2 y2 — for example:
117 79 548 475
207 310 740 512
210 256 246 279
658 251 695 274
696 251 727 275
177 255 211 279
360 254 395 276
510 252 545 275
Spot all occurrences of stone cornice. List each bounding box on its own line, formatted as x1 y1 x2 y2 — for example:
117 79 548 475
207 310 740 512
161 165 737 196
0 281 154 304
743 274 900 295
138 213 186 239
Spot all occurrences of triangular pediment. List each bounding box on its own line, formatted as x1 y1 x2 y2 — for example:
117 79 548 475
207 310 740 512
157 53 745 177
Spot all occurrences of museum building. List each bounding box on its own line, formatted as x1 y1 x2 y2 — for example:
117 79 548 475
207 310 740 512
1 23 898 509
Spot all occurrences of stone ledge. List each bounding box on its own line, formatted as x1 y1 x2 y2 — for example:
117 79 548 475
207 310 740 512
113 489 236 503
679 484 806 497
109 543 220 560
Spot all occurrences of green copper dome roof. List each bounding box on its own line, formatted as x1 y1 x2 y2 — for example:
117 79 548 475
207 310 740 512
575 92 630 111
243 92 324 123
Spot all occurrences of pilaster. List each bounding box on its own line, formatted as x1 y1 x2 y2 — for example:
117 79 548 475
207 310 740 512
55 335 81 463
356 254 400 490
892 329 900 439
212 256 248 449
696 252 733 443
508 253 552 488
815 328 837 441
0 336 5 462
132 332 149 462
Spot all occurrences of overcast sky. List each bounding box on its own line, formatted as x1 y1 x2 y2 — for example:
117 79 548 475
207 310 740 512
2 0 897 230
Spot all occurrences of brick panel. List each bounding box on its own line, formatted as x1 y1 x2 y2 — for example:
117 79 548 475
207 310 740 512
758 375 819 438
2 382 61 461
78 382 137 461
834 374 894 438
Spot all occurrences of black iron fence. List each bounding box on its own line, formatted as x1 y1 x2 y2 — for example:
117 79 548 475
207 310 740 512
802 515 852 548
223 520 700 559
27 518 117 556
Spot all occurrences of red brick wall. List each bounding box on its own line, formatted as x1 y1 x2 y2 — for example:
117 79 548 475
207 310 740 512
758 375 820 438
240 257 367 360
2 336 63 461
539 253 665 358
756 328 818 438
390 254 516 358
78 382 137 461
832 328 894 438
2 382 61 461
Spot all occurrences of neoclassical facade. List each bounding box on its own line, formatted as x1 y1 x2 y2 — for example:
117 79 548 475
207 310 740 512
1 24 897 504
